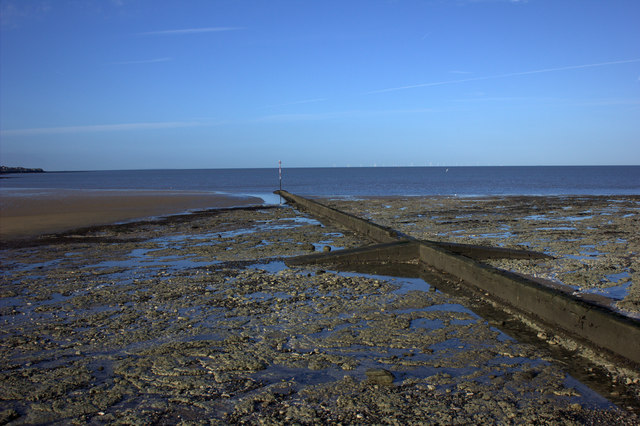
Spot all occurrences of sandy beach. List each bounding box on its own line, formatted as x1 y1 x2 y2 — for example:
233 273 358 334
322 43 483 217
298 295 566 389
0 189 262 240
0 196 638 423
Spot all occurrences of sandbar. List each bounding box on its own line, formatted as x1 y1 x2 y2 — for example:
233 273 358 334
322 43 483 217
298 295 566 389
0 188 262 240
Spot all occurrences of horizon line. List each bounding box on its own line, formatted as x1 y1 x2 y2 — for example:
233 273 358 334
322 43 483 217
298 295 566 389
5 164 638 173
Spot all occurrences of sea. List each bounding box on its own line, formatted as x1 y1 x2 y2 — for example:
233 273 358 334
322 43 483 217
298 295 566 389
1 166 639 205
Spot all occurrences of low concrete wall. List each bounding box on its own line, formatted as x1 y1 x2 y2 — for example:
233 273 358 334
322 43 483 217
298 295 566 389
275 191 404 243
286 241 420 267
276 190 551 261
278 190 640 366
433 241 554 260
419 242 640 365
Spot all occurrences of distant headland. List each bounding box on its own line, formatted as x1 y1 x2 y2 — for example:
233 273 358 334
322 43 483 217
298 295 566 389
0 166 45 174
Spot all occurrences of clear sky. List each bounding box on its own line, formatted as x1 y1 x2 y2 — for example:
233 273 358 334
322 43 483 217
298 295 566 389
1 0 639 170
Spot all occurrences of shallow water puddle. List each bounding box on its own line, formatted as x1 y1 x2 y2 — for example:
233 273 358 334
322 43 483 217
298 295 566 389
82 237 222 277
247 261 288 274
251 365 342 388
1 257 63 274
332 271 433 295
565 215 594 221
281 216 323 226
469 231 513 240
411 318 445 330
580 281 631 301
524 214 547 221
245 290 292 302
87 255 216 274
538 226 577 231
563 376 616 409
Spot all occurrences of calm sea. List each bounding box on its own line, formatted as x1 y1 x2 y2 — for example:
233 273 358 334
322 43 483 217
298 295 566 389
1 166 639 204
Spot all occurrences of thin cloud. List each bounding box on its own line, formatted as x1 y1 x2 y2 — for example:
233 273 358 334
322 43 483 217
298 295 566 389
111 57 173 65
450 96 562 103
464 0 528 3
138 27 243 36
258 113 329 123
450 96 640 106
1 121 202 136
1 0 52 29
366 58 640 94
258 108 437 123
262 98 328 109
572 98 640 107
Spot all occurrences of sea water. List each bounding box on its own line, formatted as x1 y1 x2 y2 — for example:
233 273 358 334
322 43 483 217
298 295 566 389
1 166 639 204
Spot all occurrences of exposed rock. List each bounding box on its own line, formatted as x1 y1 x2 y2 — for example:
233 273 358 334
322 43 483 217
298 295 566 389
366 368 395 386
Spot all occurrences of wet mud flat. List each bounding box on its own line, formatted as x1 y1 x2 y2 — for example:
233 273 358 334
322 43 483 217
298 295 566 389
1 204 638 424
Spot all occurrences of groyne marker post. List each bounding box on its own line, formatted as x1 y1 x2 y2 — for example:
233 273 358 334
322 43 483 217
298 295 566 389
278 160 282 204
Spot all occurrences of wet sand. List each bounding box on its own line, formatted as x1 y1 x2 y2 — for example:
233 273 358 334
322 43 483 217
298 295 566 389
0 189 262 240
0 197 638 423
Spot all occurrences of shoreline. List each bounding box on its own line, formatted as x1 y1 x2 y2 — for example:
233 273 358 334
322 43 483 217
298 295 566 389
0 188 263 240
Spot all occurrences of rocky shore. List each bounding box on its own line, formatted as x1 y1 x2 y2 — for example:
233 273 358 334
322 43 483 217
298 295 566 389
324 195 640 317
1 199 638 423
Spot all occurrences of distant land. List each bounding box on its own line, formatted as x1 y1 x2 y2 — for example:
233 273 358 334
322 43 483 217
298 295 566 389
0 166 45 174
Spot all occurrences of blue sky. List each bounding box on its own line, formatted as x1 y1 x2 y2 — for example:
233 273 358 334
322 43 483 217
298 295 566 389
1 0 638 170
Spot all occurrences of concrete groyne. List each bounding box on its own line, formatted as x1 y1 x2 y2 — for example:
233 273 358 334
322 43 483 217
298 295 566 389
275 190 640 367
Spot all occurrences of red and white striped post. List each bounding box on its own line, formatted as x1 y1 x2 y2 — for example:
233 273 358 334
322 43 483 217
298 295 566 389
278 160 282 204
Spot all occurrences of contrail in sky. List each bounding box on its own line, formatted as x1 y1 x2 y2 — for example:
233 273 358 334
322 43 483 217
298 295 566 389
139 27 242 36
366 58 640 94
111 57 172 65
